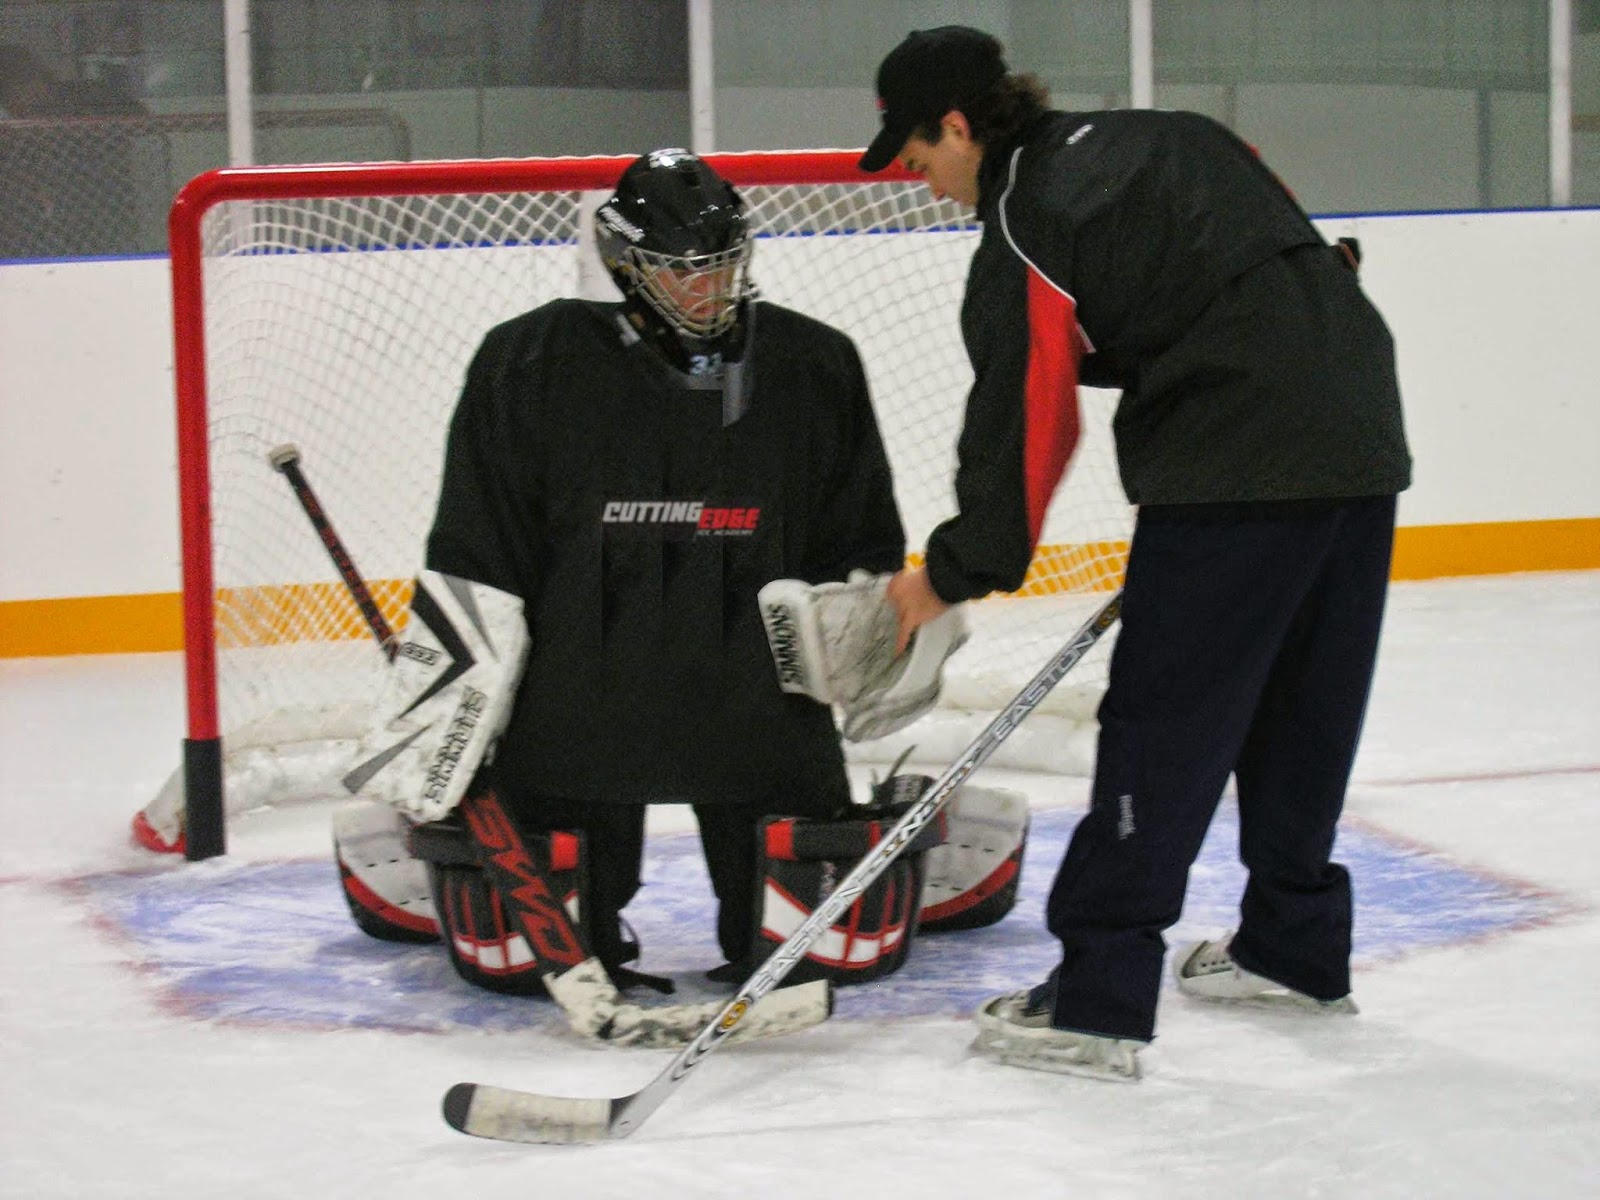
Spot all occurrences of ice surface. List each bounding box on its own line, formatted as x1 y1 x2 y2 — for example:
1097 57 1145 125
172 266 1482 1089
2 572 1597 1199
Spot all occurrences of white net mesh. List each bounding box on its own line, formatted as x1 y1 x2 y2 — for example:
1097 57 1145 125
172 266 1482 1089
185 158 1131 818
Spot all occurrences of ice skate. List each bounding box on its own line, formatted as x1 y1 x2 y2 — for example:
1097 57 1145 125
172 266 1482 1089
972 982 1143 1082
1173 935 1358 1013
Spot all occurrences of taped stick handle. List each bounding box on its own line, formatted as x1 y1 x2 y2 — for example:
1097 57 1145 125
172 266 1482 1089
268 443 398 661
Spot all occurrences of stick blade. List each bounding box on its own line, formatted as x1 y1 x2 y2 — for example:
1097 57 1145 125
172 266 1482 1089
443 1082 619 1144
601 977 833 1047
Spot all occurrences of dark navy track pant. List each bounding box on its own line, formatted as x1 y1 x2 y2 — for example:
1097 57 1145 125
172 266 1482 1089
1045 494 1397 1041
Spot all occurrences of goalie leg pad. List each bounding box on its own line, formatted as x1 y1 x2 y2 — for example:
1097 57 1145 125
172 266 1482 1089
414 792 829 1046
332 799 440 943
343 570 530 822
133 765 186 854
409 801 589 997
429 861 548 995
919 785 1030 932
750 787 947 986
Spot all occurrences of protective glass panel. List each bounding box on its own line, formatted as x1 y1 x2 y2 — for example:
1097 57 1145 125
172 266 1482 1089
1153 0 1551 213
710 0 1130 151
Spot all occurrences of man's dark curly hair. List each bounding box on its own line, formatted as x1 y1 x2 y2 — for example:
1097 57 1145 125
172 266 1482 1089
911 72 1051 149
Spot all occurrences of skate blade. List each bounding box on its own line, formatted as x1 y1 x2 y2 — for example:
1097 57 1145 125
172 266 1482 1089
970 1029 1142 1083
1177 985 1359 1015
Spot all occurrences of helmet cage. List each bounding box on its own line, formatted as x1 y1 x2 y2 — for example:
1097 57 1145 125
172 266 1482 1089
614 239 753 340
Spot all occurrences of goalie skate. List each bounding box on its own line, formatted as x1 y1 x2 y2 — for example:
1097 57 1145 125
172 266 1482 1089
971 987 1143 1083
1173 936 1359 1014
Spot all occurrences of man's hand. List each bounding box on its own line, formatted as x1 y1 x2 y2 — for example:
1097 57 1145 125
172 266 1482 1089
885 567 951 654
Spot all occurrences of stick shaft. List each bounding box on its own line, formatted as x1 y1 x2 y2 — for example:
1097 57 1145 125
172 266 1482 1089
271 450 397 659
608 590 1123 1137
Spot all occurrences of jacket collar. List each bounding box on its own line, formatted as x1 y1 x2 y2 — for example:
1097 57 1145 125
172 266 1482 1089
976 110 1055 212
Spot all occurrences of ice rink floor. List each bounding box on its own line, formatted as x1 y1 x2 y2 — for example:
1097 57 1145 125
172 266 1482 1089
2 572 1597 1199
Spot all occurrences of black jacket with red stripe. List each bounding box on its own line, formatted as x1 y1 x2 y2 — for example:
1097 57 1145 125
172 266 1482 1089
925 109 1412 603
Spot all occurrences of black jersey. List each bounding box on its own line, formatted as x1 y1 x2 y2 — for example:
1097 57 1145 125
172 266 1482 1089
925 109 1412 604
426 298 905 805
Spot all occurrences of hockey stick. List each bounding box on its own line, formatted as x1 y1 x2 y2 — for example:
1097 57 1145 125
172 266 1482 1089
277 445 831 1048
455 789 833 1050
134 445 393 855
268 443 398 660
443 589 1124 1144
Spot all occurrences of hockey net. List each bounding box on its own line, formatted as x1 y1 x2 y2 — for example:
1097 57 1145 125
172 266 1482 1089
160 151 1130 858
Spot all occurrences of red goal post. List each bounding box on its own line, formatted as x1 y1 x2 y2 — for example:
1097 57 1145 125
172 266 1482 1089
165 151 1130 860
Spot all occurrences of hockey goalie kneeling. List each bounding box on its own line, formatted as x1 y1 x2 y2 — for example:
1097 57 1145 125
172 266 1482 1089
337 150 990 1044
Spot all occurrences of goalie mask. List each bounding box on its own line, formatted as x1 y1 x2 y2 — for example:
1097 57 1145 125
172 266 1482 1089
596 149 754 376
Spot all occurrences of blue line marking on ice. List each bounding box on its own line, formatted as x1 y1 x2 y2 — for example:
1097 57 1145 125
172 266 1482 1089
78 800 1564 1033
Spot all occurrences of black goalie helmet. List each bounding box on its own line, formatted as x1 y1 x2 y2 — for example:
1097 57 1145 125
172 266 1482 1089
595 149 753 344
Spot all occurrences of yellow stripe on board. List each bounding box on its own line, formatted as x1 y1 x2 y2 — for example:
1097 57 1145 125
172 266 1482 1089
904 541 1130 595
213 580 414 650
3 518 1596 658
1392 518 1600 580
0 592 184 657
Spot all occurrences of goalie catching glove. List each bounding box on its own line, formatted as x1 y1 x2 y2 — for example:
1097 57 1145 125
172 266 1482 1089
758 571 968 741
342 570 529 821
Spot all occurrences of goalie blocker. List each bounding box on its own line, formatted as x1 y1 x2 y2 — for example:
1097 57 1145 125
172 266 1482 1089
342 569 529 823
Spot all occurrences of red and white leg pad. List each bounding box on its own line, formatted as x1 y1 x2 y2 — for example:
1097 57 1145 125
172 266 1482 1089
753 784 947 986
333 799 440 943
918 784 1030 932
407 801 588 997
132 767 187 854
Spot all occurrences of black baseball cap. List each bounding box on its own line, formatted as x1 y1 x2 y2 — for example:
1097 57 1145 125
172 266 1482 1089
859 26 1008 172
